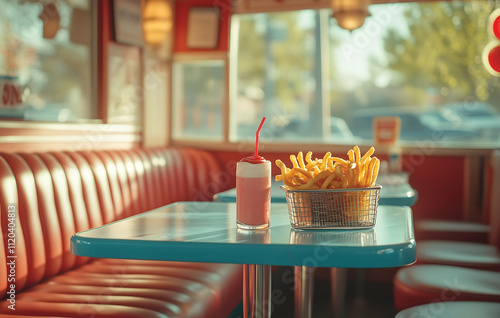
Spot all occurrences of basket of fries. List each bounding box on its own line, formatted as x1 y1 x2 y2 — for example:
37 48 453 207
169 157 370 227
281 185 381 229
276 146 382 230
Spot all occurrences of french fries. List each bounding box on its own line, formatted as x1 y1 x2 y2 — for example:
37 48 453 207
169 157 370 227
275 146 380 190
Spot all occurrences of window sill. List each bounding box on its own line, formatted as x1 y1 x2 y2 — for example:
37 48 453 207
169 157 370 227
171 138 498 156
0 121 141 152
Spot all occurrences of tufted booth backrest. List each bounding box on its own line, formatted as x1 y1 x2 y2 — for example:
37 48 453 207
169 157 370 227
0 147 226 300
0 156 28 293
36 153 79 272
49 152 91 267
1 153 47 290
18 153 64 280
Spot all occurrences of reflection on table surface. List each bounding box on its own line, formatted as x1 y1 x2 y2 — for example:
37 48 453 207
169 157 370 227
289 228 376 246
214 173 417 206
71 202 416 268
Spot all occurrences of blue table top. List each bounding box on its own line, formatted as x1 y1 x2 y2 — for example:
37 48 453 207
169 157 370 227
71 202 416 268
214 176 418 207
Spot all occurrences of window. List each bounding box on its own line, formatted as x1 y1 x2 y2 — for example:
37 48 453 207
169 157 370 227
172 60 225 140
0 0 95 122
231 10 325 142
227 1 500 146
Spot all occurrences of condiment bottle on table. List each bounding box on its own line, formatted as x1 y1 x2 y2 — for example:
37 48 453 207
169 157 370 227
236 117 271 230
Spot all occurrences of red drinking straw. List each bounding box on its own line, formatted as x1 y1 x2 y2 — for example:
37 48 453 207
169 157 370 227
254 117 266 158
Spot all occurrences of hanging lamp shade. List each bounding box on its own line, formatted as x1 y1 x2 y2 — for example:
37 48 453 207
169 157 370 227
331 0 371 31
142 0 173 46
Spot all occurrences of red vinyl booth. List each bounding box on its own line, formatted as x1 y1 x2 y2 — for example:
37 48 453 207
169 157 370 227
0 148 243 317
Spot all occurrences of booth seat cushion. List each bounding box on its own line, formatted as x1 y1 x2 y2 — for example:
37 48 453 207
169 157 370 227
415 240 500 270
0 301 167 318
395 301 500 318
415 220 490 243
0 147 242 317
0 260 242 318
393 264 500 311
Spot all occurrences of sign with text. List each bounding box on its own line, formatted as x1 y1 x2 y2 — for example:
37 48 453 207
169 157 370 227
0 77 23 108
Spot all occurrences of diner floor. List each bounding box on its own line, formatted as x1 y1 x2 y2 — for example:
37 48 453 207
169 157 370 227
271 267 397 318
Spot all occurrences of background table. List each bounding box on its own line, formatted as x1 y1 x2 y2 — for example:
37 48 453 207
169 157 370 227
214 174 417 207
71 202 416 317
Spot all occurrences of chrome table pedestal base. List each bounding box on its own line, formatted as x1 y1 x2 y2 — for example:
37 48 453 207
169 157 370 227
331 268 347 318
294 266 315 318
244 264 272 318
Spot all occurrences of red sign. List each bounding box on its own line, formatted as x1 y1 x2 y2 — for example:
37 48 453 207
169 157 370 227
483 41 500 76
487 45 500 72
483 10 500 77
373 116 401 145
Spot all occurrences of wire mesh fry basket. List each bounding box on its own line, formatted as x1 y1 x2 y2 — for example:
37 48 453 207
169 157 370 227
280 185 382 229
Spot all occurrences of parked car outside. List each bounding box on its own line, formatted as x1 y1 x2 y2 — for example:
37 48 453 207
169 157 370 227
348 107 479 142
328 116 359 142
440 102 500 141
